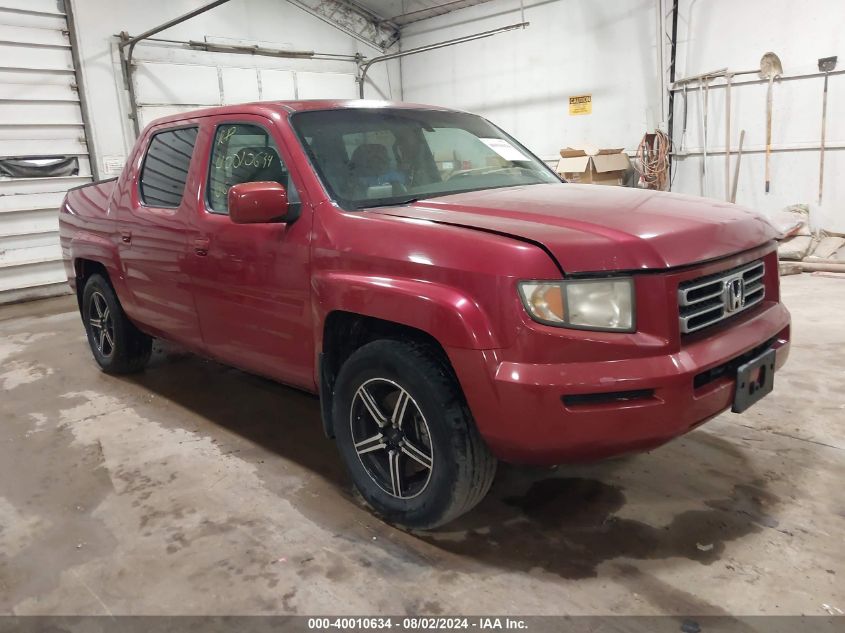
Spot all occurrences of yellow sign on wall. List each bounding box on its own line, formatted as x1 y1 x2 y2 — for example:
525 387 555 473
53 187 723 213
569 95 592 115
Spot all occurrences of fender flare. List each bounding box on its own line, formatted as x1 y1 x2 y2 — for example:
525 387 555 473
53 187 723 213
314 271 500 350
70 233 129 302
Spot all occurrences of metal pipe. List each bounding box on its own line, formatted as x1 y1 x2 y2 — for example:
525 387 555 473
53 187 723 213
670 67 845 93
724 72 732 201
673 67 728 86
118 0 232 53
730 129 744 203
357 21 529 98
187 41 316 59
118 0 233 136
126 35 359 61
699 76 709 195
656 0 665 126
666 0 678 184
63 0 99 180
118 33 142 138
673 141 845 156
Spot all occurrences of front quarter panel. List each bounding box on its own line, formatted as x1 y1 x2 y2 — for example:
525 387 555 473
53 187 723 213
311 203 561 352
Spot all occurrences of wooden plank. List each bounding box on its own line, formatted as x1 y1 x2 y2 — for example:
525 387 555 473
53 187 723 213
0 65 75 75
0 68 75 85
0 138 87 156
0 259 66 293
0 124 84 140
0 190 66 212
0 43 72 71
0 82 78 101
0 175 90 195
0 207 58 235
0 11 65 31
0 280 70 304
0 24 69 47
0 101 83 125
0 0 64 15
0 242 61 268
0 230 59 251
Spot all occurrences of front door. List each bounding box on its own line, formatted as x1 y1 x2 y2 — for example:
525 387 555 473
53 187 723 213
187 115 314 389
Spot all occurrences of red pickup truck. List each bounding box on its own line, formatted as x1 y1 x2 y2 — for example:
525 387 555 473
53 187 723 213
59 100 790 528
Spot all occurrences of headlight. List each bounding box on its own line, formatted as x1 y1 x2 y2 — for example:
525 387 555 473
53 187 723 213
518 278 635 331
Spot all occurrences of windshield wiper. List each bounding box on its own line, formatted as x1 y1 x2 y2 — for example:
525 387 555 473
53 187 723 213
355 197 422 210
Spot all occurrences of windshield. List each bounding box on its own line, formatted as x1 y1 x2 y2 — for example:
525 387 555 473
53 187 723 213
290 108 560 210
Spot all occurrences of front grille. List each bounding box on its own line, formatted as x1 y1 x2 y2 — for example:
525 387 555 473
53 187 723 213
678 260 765 334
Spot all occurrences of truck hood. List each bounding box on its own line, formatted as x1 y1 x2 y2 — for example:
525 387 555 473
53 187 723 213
367 183 779 273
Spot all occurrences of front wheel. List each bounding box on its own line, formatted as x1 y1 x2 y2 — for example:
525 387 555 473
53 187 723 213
81 274 152 374
332 340 496 529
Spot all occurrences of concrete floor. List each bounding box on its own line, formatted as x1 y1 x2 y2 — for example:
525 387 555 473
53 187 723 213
1 275 843 616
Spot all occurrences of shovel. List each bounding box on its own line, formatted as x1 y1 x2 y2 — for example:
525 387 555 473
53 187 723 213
698 77 710 195
680 84 689 152
818 56 837 204
759 52 783 193
724 73 733 201
731 130 745 204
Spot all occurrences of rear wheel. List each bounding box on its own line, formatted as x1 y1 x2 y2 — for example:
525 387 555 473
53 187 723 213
332 340 496 529
82 274 152 374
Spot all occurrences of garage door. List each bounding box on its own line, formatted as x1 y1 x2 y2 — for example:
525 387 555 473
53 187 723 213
0 0 92 303
131 47 358 130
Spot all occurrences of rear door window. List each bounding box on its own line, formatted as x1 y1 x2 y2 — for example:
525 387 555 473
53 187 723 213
139 127 198 208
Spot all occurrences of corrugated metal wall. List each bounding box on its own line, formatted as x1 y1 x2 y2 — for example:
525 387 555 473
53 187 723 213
0 0 92 304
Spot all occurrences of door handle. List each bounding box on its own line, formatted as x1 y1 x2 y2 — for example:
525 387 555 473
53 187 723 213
120 230 132 244
193 237 210 256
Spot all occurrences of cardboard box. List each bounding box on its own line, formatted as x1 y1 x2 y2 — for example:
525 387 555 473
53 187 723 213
556 147 631 186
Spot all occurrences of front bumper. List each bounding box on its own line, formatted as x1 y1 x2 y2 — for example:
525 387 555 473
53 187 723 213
450 301 790 464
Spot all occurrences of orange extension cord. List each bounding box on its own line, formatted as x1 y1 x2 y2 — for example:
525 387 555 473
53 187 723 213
635 130 671 190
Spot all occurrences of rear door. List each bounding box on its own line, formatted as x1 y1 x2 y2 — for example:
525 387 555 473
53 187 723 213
118 123 203 348
186 114 314 389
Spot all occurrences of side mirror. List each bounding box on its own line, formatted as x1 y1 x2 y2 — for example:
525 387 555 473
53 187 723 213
228 181 296 224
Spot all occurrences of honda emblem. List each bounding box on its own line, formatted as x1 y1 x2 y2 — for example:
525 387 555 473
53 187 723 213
725 277 745 313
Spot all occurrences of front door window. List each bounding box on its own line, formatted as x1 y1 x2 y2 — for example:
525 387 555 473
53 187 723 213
207 123 299 214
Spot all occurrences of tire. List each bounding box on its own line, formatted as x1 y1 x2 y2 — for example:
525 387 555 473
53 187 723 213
81 274 152 374
332 339 497 529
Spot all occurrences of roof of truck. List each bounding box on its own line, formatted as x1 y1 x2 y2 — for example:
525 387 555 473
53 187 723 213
145 100 459 129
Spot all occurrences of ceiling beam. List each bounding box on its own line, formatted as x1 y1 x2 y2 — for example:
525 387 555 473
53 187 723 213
387 0 497 26
286 0 399 51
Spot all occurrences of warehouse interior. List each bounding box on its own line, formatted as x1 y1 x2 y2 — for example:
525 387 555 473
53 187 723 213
1 0 843 623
